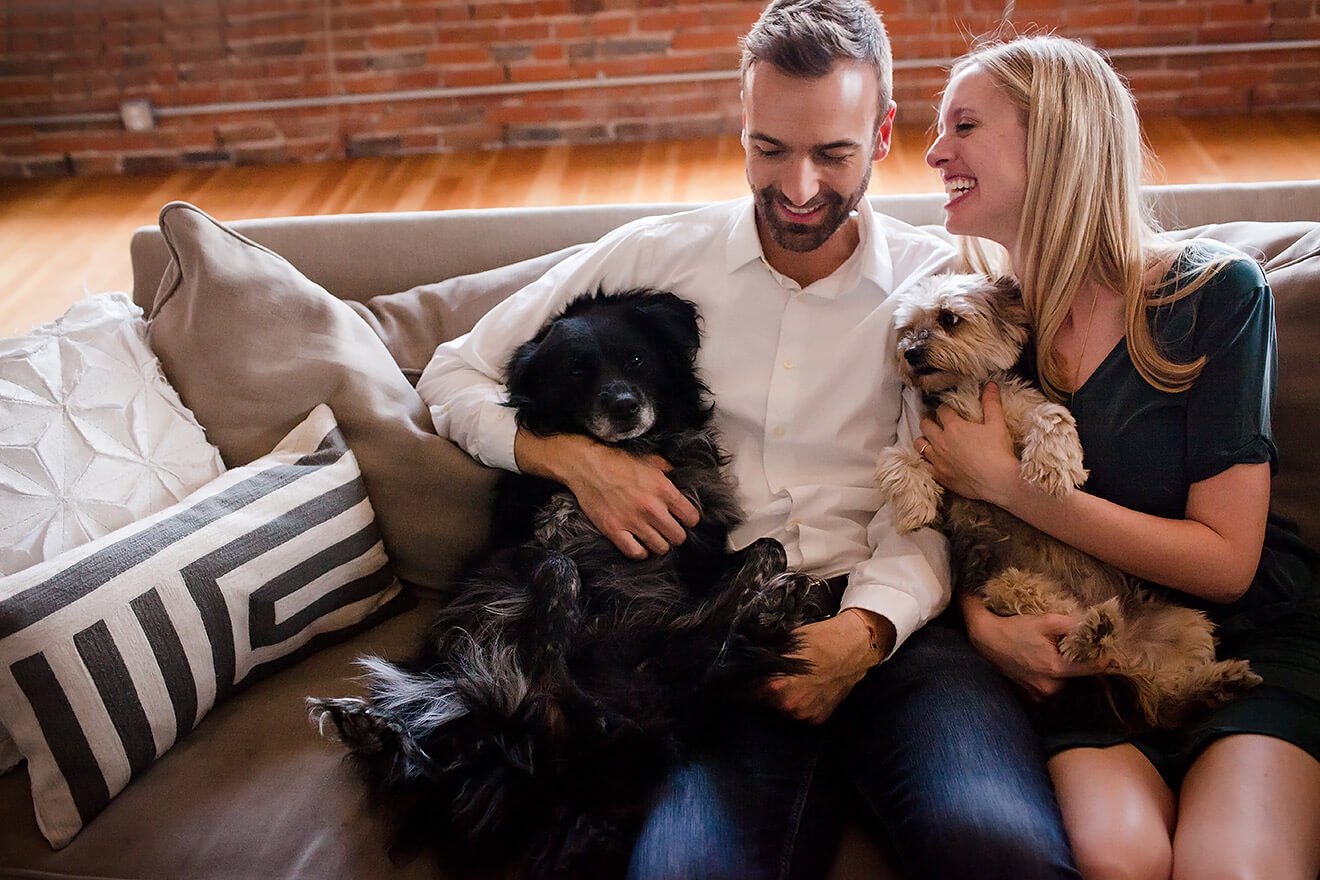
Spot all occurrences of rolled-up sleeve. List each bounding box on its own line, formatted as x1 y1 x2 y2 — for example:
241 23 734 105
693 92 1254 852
839 387 951 655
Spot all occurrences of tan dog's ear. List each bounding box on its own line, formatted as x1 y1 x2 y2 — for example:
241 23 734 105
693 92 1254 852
985 276 1029 347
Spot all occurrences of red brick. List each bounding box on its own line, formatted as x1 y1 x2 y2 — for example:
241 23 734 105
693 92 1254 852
1138 6 1206 27
639 10 704 31
1062 6 1136 28
508 61 576 82
670 28 741 51
444 67 507 88
1206 3 1273 23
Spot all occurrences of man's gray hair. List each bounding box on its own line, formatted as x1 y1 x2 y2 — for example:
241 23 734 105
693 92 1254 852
740 0 893 110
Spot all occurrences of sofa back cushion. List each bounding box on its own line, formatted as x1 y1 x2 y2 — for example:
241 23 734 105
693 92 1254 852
146 202 498 591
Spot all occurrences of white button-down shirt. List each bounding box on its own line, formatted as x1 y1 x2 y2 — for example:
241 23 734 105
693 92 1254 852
418 197 954 652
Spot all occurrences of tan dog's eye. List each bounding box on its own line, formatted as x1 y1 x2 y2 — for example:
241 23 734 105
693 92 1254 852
937 310 960 331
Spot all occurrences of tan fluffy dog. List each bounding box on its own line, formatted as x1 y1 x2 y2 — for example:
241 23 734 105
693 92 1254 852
875 273 1260 729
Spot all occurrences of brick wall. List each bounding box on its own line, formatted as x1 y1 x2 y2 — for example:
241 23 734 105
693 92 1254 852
2 0 1318 177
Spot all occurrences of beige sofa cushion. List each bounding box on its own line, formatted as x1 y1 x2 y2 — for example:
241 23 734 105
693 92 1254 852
145 202 497 591
346 244 586 384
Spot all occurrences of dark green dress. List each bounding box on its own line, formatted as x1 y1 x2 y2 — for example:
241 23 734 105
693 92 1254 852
1038 242 1320 786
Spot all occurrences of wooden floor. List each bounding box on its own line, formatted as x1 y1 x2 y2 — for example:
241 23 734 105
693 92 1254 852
2 111 1319 337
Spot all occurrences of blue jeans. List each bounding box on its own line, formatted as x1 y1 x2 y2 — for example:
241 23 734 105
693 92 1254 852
627 621 1079 880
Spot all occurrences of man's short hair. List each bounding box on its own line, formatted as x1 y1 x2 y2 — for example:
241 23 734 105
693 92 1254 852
739 0 894 111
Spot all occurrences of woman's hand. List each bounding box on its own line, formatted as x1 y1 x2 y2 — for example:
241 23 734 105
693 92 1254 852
919 383 1021 507
961 595 1101 700
515 429 699 559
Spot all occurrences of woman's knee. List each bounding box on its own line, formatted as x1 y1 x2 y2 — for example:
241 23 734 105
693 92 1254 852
1067 811 1172 880
1049 746 1175 880
1173 835 1308 880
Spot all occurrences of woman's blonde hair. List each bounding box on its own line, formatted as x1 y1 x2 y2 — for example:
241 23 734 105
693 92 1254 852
952 35 1222 399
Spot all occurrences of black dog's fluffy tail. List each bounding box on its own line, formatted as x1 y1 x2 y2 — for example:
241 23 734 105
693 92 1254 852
310 639 562 864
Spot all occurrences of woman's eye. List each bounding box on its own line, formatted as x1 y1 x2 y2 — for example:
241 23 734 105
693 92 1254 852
955 121 975 133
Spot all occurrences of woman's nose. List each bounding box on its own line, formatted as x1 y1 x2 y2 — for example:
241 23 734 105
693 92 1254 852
926 133 949 169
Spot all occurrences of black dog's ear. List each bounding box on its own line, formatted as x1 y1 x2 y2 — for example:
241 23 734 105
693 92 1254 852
504 337 541 411
629 291 701 362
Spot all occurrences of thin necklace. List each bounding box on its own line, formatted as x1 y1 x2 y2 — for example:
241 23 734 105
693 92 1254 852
1070 288 1100 404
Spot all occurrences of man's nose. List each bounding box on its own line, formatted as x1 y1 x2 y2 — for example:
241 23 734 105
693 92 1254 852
781 157 822 207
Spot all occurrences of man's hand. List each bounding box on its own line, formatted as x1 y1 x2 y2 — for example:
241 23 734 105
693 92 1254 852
764 609 893 724
514 429 699 559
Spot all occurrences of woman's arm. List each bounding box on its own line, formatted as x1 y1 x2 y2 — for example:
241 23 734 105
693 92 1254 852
922 383 1270 604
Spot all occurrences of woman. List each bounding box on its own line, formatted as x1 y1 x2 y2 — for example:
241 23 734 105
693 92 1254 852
919 35 1320 880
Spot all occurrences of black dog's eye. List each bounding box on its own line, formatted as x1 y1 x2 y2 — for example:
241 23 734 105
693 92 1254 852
626 354 645 372
937 310 960 331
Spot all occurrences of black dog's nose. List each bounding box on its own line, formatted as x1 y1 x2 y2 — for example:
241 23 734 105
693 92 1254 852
601 390 641 420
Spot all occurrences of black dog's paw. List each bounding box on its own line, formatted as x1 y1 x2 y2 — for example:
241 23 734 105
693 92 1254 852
735 570 819 638
308 696 415 758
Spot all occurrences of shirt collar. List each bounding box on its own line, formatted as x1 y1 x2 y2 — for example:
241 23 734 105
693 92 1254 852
724 196 896 298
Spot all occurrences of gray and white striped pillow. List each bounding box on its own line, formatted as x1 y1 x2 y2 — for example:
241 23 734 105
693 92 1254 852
0 404 403 848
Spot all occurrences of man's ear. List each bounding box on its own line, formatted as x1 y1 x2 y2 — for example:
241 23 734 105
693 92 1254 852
872 101 897 163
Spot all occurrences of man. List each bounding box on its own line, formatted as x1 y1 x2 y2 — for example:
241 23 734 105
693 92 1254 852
418 1 1078 877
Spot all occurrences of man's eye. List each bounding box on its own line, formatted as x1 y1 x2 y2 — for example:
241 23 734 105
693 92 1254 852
755 146 783 158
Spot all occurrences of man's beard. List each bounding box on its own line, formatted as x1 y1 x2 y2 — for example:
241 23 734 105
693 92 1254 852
753 163 872 253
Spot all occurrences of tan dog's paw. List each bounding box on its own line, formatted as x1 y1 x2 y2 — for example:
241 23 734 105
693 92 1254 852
1208 659 1264 698
875 445 941 533
980 567 1078 617
1019 402 1088 496
1059 597 1122 665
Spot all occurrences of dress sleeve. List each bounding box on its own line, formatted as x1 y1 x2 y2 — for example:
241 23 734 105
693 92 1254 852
1181 253 1279 483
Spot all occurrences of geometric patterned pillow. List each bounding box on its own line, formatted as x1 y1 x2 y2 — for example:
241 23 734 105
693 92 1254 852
0 405 403 848
0 292 224 577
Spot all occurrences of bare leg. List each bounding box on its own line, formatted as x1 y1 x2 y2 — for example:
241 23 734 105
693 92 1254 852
1048 745 1175 880
1172 734 1320 880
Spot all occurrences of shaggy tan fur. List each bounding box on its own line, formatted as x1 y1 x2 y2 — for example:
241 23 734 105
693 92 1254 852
875 273 1260 729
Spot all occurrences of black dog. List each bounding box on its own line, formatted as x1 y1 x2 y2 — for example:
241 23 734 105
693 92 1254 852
309 289 822 878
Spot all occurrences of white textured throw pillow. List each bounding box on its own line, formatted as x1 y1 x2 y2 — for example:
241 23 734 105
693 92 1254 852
0 293 224 775
0 404 402 849
0 293 224 575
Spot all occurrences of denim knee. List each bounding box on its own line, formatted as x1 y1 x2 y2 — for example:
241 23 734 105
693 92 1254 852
627 763 745 880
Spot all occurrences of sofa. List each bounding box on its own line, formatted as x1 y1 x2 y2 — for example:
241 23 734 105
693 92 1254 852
0 179 1317 880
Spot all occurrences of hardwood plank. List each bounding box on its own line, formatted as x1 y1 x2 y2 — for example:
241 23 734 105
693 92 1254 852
0 112 1316 337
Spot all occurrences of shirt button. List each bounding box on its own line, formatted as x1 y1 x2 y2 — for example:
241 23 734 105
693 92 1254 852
782 360 794 370
773 426 785 438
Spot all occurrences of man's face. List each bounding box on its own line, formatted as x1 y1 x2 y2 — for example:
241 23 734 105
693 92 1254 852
742 61 893 253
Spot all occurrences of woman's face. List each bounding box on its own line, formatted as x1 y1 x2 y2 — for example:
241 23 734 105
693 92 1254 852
925 65 1029 254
